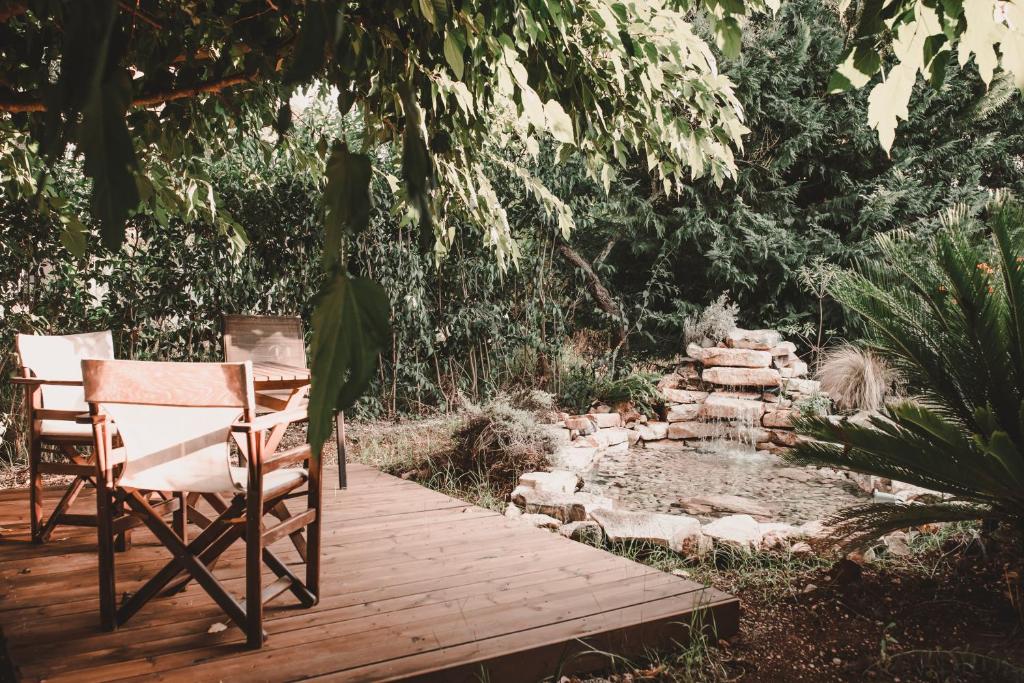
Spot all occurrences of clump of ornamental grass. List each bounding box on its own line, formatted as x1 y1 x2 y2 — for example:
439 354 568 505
815 344 895 413
445 397 556 496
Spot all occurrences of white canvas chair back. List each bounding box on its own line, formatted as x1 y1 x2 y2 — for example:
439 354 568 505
16 331 114 413
82 359 255 494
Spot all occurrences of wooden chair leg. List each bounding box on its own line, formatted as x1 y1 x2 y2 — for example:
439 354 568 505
28 438 42 543
37 475 86 543
307 461 322 601
113 490 132 552
335 412 346 490
173 492 188 544
246 487 265 649
95 477 117 631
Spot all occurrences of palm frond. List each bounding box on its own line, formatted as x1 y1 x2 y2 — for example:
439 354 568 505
820 502 996 553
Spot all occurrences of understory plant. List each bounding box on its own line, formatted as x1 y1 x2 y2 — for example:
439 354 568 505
790 195 1024 548
815 344 896 414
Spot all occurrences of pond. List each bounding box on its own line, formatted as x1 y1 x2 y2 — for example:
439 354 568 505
584 440 870 525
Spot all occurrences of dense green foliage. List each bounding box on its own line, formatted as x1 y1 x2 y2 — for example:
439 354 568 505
557 0 1024 352
791 196 1024 547
3 1 1024 466
1 0 770 452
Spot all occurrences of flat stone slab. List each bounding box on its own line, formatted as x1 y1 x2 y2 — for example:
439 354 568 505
518 470 580 494
588 412 622 428
763 408 797 428
667 421 732 440
589 508 705 554
551 445 600 472
601 426 631 446
666 403 701 422
676 495 775 521
770 341 797 356
519 513 562 529
635 421 669 441
699 394 765 422
661 388 709 404
783 378 821 395
701 347 773 368
702 366 781 388
702 514 763 550
726 329 782 350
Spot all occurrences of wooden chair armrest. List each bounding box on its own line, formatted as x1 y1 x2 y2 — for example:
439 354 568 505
232 408 309 434
31 409 89 422
10 377 83 387
263 444 312 473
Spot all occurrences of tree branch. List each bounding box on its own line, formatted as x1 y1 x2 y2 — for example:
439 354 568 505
0 71 260 113
557 242 629 348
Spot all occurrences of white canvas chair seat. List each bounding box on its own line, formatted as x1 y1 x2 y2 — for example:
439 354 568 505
98 404 305 495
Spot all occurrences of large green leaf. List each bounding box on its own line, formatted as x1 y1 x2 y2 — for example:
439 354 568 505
79 69 140 250
285 1 340 84
307 271 391 455
322 142 372 267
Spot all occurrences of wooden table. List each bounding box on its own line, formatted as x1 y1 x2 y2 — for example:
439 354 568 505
250 361 346 490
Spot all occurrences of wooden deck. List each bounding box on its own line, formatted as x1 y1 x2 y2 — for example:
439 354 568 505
0 464 737 682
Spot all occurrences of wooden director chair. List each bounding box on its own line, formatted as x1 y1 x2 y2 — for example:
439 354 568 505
13 331 133 545
84 359 321 648
222 314 348 489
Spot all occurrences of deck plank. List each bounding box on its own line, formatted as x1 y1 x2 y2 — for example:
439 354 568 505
0 463 738 682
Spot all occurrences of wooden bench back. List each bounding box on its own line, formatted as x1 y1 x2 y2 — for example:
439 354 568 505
223 315 307 369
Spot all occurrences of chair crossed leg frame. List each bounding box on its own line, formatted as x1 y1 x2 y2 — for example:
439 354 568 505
96 445 321 648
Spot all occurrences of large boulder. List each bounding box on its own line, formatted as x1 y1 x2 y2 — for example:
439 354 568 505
676 495 775 521
589 508 706 555
518 470 581 495
702 366 782 388
726 329 783 350
701 347 773 368
666 403 701 422
699 394 765 422
702 514 763 550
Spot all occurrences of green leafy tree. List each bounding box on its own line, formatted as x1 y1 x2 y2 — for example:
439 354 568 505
830 0 1024 151
0 0 763 451
790 195 1024 547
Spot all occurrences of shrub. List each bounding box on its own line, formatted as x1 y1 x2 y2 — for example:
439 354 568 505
815 344 895 413
446 397 556 496
558 366 664 419
593 373 664 419
682 293 739 348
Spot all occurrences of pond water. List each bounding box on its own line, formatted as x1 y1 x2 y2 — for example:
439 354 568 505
584 440 870 525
